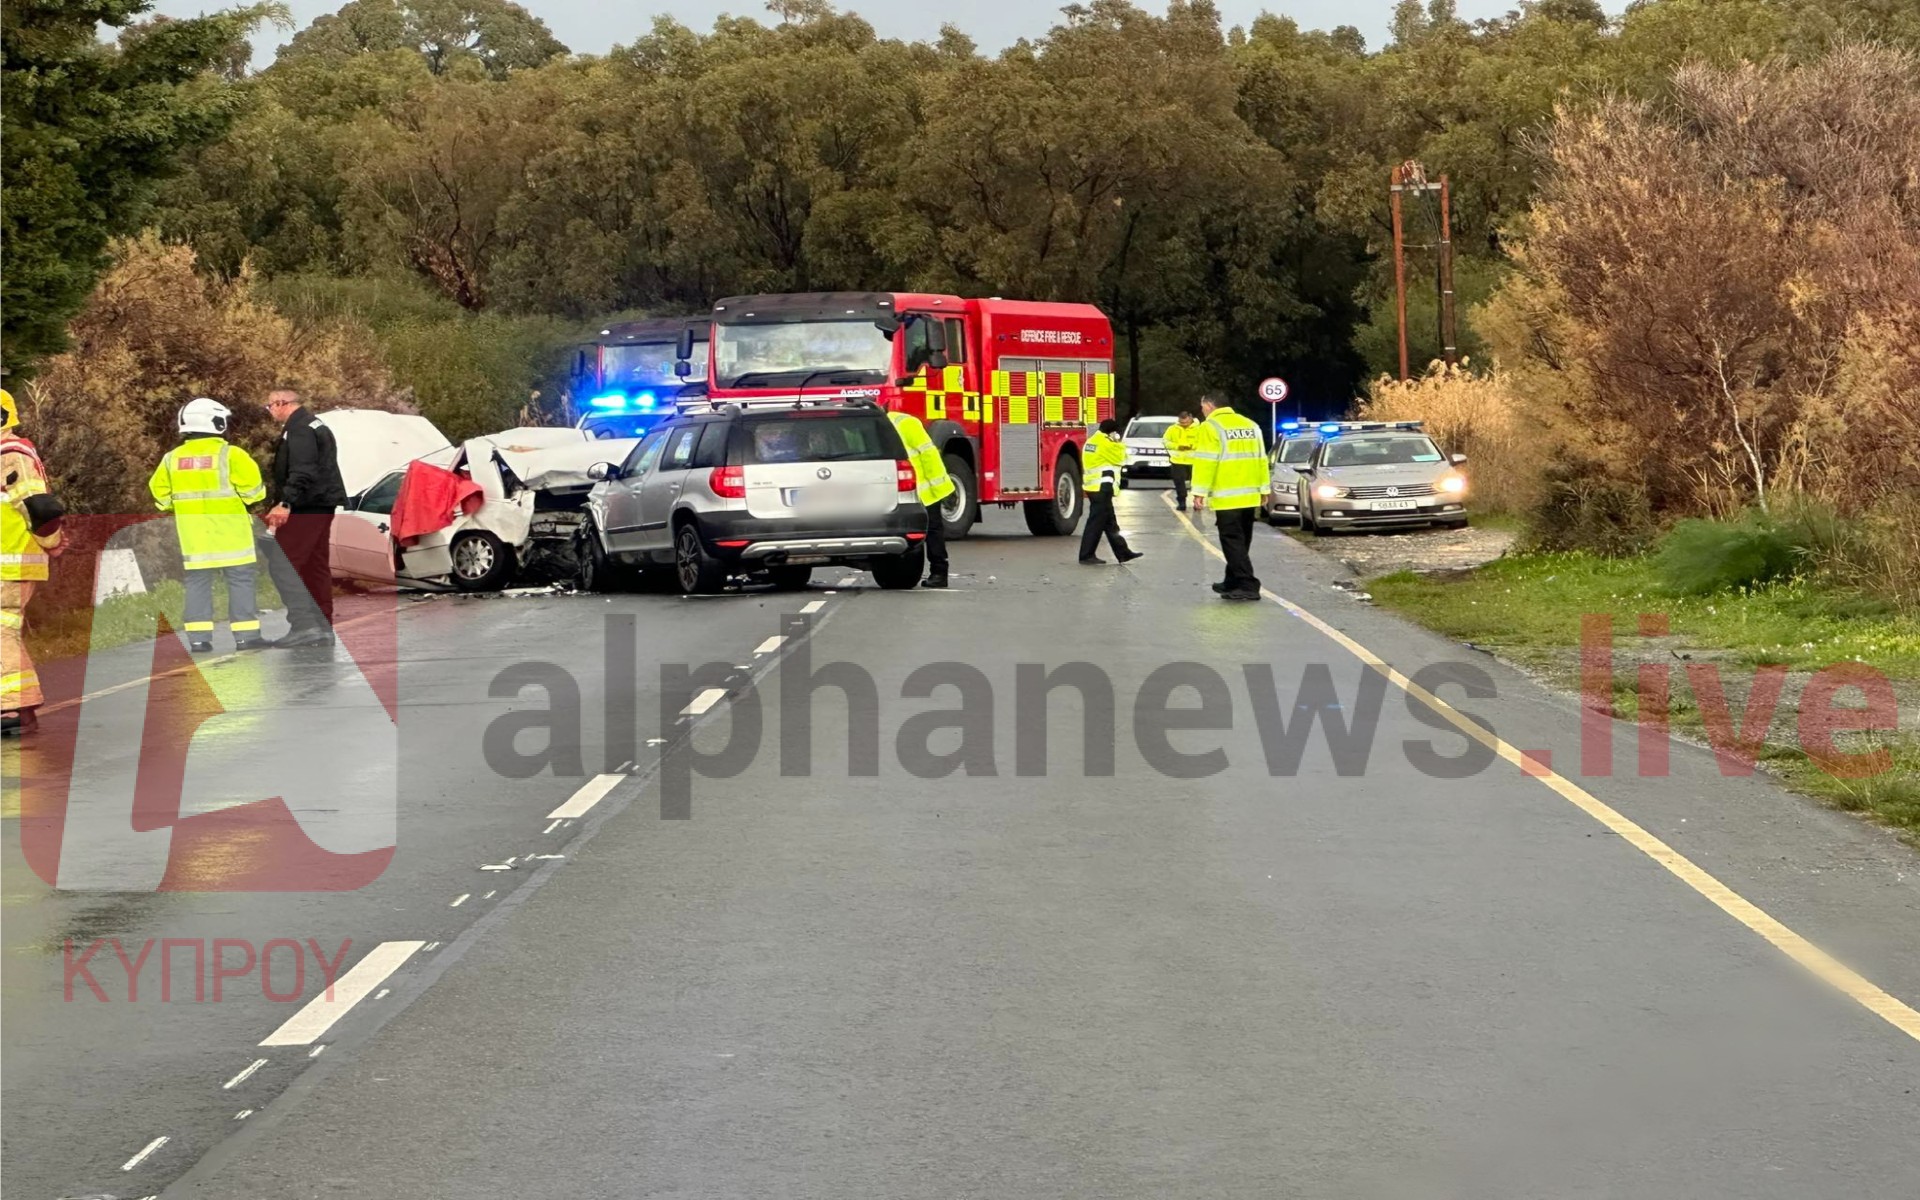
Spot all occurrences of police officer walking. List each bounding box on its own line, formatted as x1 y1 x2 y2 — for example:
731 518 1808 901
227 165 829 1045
149 398 270 652
1189 396 1266 601
1163 411 1200 512
887 408 955 589
1079 418 1143 566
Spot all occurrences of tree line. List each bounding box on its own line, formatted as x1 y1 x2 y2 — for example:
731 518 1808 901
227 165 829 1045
3 0 1915 526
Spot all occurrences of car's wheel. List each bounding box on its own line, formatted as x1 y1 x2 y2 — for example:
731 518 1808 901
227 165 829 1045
574 519 627 593
1119 474 1131 490
766 565 813 591
673 521 728 594
449 530 513 591
1440 516 1471 530
939 455 978 541
1302 504 1324 536
871 546 927 590
1023 456 1083 536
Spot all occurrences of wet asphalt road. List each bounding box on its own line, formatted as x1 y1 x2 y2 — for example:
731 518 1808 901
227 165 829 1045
5 488 1918 1199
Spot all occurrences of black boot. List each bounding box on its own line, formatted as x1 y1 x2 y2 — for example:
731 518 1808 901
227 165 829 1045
923 570 949 589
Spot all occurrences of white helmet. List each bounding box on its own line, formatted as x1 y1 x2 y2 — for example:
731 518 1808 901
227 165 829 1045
179 397 231 436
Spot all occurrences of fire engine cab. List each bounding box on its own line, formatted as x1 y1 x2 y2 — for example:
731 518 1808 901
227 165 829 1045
679 292 1115 539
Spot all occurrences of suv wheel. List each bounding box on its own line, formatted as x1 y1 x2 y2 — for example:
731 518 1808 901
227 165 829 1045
674 522 728 594
575 519 630 593
450 530 513 591
872 545 927 590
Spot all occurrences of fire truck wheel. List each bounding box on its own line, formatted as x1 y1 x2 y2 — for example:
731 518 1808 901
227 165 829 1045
674 521 728 595
939 454 978 540
449 530 513 591
872 546 927 590
1023 456 1083 536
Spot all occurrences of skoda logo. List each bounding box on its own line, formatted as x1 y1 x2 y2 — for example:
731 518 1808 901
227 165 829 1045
1385 486 1400 497
817 467 833 480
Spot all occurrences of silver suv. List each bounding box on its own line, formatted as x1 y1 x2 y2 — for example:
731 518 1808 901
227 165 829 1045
1287 422 1469 534
576 399 929 593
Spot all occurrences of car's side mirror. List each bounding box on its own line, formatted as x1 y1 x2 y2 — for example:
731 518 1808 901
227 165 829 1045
1450 453 1467 465
587 462 618 482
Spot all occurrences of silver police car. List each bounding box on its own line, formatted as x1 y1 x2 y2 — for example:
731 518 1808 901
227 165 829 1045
1285 422 1469 535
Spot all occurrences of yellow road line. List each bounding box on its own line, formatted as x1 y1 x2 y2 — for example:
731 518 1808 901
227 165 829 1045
1166 494 1920 1045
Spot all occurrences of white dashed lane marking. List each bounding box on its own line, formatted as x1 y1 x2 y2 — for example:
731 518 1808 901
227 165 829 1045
449 893 470 908
221 1058 267 1089
258 941 425 1047
754 636 786 654
122 1136 168 1171
547 774 623 820
682 688 727 716
801 600 825 614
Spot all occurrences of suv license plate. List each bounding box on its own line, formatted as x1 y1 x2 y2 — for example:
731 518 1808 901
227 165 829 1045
1372 499 1419 511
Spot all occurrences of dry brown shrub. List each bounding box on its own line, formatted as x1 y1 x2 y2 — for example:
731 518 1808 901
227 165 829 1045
22 233 411 516
1358 361 1539 515
1481 43 1920 518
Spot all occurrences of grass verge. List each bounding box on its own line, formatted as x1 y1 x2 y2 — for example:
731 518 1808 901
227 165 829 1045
1368 550 1920 838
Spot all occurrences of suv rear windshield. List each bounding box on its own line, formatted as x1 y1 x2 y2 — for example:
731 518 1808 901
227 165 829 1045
1322 435 1444 468
736 414 901 465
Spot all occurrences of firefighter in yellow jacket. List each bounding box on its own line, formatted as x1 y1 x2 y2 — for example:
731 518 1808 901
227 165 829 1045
1190 396 1268 600
149 398 270 652
3 388 66 736
888 409 955 589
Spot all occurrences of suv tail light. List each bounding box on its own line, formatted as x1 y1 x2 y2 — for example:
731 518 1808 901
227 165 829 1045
896 460 917 493
709 465 746 499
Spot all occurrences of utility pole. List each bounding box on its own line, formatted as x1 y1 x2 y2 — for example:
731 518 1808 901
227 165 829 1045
1389 163 1412 383
1438 174 1457 368
1388 161 1457 379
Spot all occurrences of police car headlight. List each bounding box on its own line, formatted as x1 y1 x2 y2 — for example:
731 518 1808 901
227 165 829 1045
1439 474 1467 494
1313 483 1348 500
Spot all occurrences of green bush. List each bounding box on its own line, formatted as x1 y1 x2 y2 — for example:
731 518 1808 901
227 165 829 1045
1653 513 1807 596
1524 452 1656 557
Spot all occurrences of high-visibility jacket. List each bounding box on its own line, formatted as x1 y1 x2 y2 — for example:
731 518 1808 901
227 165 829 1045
1162 422 1201 467
2 435 61 582
1083 432 1127 492
888 411 955 507
1191 409 1267 510
149 437 266 570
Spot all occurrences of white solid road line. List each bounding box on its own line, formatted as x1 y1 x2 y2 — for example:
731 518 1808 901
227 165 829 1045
258 941 425 1047
682 687 727 716
800 600 825 614
755 635 786 654
546 774 624 820
122 1136 168 1171
221 1058 267 1089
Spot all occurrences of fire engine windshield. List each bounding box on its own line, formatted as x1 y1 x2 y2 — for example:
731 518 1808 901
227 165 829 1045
603 341 704 392
712 320 892 388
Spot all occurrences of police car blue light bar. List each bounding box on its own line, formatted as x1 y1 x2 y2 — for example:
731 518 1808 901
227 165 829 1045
590 393 627 409
1280 421 1301 431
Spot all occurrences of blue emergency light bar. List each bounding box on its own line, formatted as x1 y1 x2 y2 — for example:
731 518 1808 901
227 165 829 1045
1280 421 1301 431
589 391 660 410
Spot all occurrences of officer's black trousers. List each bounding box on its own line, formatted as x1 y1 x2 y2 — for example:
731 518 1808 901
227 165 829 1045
1169 463 1192 509
1214 506 1260 593
1079 487 1132 561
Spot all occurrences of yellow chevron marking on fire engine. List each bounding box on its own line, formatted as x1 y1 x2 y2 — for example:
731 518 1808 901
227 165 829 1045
1161 491 1920 1046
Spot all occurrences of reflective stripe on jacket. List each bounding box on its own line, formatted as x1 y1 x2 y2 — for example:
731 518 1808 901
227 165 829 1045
888 411 956 507
1162 423 1201 467
1190 409 1267 509
1083 432 1126 492
2 437 58 581
149 437 266 570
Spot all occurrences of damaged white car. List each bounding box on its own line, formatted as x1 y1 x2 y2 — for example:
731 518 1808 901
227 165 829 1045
323 411 635 591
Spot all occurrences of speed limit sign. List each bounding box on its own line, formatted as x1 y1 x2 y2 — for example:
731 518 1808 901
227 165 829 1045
1258 377 1289 403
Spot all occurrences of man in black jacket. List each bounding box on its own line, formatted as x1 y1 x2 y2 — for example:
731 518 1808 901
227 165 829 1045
263 387 347 647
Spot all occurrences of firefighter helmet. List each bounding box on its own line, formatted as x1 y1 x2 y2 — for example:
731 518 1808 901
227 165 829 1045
1 388 16 431
179 397 231 436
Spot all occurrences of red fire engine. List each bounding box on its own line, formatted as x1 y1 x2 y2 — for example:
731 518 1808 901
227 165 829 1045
680 292 1115 538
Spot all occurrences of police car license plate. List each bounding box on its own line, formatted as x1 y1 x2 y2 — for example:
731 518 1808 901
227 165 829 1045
1372 499 1419 511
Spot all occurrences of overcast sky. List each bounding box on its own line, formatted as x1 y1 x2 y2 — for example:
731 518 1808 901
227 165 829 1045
153 1 1628 64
